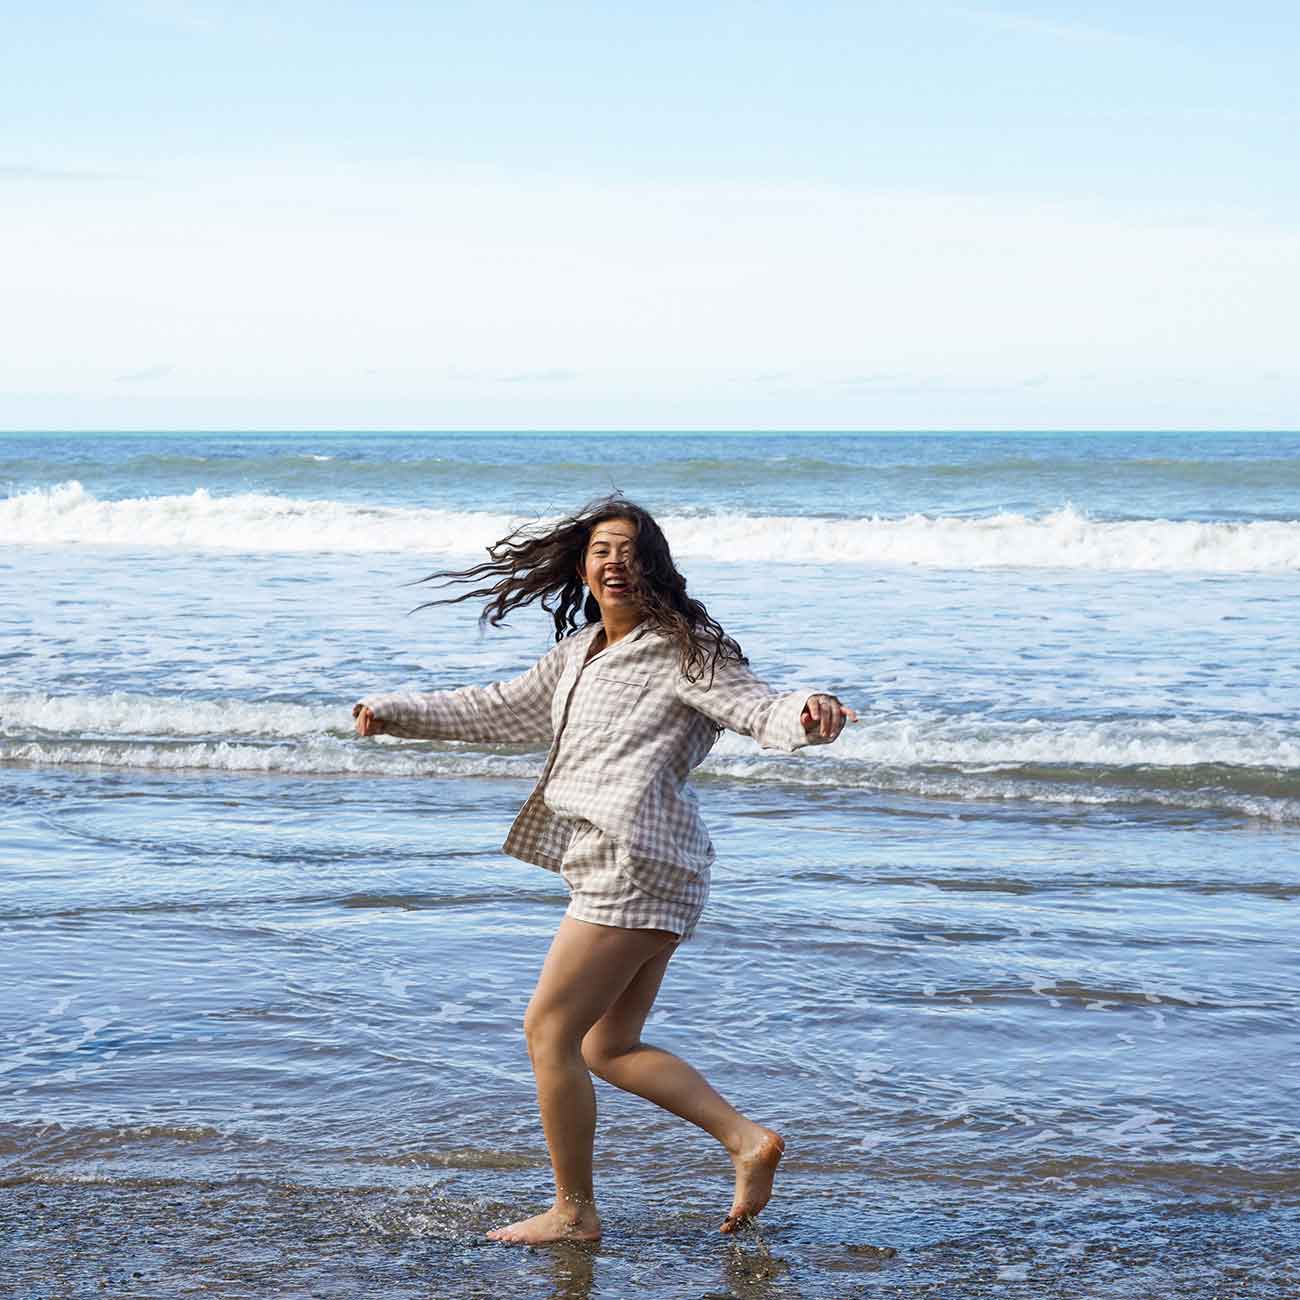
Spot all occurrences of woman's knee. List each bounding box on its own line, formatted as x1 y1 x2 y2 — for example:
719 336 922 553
580 1027 633 1079
523 1003 582 1064
579 1032 608 1077
521 1003 549 1052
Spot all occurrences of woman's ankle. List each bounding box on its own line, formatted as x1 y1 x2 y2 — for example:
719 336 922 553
722 1118 772 1158
554 1191 599 1223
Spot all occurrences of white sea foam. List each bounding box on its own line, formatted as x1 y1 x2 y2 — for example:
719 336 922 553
0 737 540 781
0 692 337 740
6 692 1297 770
700 754 1300 823
5 736 1294 822
0 481 517 557
4 481 1299 570
748 711 1300 771
5 692 1298 828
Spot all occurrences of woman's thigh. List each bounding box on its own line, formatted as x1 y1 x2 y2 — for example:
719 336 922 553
525 916 677 1045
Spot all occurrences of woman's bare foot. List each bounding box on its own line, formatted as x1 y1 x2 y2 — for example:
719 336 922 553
721 1126 785 1233
486 1202 602 1245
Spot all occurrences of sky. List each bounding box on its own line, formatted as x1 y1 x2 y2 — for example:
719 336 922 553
3 1 1297 431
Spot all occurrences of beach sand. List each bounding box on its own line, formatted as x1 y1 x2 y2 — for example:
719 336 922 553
8 1174 1296 1298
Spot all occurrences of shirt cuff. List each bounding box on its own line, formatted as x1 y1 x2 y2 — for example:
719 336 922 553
775 688 832 751
355 693 420 737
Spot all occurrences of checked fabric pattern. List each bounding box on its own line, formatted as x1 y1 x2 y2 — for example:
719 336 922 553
359 622 831 905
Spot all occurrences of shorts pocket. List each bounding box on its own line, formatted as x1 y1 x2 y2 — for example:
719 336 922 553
620 855 708 904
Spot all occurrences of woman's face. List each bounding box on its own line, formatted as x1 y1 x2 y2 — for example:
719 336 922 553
581 517 640 617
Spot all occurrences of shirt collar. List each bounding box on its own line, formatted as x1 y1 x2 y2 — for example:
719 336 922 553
580 618 649 663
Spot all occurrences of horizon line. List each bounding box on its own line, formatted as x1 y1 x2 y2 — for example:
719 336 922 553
3 427 1296 437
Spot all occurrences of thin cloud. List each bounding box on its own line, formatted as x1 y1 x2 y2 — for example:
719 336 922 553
115 363 175 384
0 163 121 184
836 373 905 388
834 373 1025 395
498 368 577 385
443 366 575 385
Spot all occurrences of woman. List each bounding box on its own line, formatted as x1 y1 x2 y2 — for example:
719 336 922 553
353 497 855 1245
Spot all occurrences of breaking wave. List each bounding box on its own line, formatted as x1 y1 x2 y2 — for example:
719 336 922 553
4 481 1300 570
5 692 1297 821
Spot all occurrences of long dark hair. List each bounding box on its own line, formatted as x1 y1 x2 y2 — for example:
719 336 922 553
413 496 746 683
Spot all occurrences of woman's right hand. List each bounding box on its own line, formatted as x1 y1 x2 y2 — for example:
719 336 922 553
352 703 387 737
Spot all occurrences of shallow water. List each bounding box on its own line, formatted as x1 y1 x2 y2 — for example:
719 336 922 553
3 431 1299 1297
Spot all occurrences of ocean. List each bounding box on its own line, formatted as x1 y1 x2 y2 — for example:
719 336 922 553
2 430 1297 1298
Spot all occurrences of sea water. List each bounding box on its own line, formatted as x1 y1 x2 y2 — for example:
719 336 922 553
2 431 1298 1297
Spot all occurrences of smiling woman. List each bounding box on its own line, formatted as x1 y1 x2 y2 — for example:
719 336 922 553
351 494 855 1246
583 517 638 622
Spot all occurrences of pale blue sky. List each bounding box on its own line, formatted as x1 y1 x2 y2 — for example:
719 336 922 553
3 2 1297 430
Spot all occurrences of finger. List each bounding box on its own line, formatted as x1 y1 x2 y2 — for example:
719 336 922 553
831 697 851 737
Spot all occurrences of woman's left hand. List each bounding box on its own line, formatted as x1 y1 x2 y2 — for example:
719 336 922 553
801 694 857 740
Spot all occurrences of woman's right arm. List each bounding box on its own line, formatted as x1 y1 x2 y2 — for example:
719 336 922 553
353 640 566 744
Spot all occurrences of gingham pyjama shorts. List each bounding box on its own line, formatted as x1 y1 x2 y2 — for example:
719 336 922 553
560 821 709 942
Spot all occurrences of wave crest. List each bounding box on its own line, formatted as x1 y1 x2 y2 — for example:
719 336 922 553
5 693 1297 821
3 482 1300 569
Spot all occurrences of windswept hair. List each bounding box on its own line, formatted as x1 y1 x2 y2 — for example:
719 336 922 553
412 495 746 683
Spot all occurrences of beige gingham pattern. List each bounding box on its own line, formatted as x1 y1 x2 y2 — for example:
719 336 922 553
360 622 830 923
560 820 707 940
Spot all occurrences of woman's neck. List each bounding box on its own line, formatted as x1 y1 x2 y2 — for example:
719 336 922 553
599 610 641 648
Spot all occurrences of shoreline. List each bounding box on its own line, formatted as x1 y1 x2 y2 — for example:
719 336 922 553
8 1171 1296 1299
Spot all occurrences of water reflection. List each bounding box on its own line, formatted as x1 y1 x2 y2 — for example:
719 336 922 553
539 1241 596 1300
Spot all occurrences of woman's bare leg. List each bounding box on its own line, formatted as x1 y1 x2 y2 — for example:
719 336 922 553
581 944 784 1233
486 916 677 1245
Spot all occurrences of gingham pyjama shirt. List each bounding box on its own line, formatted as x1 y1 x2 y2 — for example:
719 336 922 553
358 621 832 903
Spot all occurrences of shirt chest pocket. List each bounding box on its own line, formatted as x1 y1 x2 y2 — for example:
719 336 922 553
576 670 651 727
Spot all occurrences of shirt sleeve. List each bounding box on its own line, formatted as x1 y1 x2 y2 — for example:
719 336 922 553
673 654 831 753
357 639 567 744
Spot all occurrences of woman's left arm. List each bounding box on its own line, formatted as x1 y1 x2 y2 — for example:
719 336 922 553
674 656 856 753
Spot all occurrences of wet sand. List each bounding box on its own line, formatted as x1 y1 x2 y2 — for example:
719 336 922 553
9 1174 1297 1298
